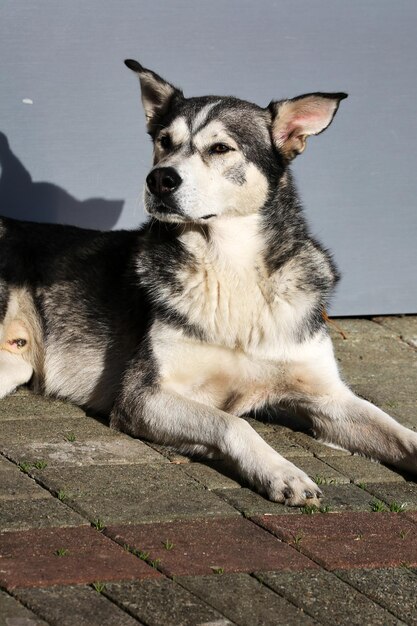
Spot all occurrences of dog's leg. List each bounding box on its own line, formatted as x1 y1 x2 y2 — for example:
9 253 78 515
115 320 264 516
282 334 417 474
0 350 33 398
111 388 322 505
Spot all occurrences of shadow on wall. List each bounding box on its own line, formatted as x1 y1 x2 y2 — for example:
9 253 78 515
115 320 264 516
0 132 124 230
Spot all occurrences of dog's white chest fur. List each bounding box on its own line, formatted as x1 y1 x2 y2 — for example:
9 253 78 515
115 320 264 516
150 215 323 413
156 215 318 356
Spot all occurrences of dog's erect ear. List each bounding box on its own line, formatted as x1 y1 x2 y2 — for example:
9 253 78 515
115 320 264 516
124 59 183 132
269 92 347 161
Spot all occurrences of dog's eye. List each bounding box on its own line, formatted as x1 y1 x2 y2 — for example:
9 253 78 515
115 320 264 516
210 143 232 155
159 135 172 150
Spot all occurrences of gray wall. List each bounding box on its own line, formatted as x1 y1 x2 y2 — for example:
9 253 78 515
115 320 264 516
1 0 416 315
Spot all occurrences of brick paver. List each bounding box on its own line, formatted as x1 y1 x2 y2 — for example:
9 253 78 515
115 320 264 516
0 589 49 626
0 526 161 589
104 579 233 626
180 572 317 625
257 570 405 625
0 316 416 624
253 512 417 569
13 585 142 626
106 517 318 576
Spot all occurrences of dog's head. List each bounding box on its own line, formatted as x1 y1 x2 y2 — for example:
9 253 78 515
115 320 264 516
125 59 347 224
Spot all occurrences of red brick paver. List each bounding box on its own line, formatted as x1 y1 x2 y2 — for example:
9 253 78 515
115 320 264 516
106 517 318 576
253 512 417 570
0 526 161 589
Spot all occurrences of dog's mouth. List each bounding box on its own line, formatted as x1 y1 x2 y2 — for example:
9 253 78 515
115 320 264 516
145 196 217 223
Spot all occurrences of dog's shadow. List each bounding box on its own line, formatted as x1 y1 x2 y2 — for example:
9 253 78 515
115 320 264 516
0 132 123 229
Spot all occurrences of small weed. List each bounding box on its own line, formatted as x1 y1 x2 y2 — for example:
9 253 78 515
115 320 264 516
399 529 410 540
210 566 224 575
292 532 304 546
57 489 68 502
125 546 162 569
370 499 387 512
399 562 411 569
92 582 106 593
301 505 319 514
64 432 76 442
357 482 367 490
91 518 105 531
313 475 335 486
18 461 31 474
33 460 48 470
162 539 174 550
54 548 68 557
301 504 330 514
389 501 407 513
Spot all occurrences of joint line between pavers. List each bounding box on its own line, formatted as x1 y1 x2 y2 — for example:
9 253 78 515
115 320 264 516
250 572 325 624
8 587 51 624
371 317 417 352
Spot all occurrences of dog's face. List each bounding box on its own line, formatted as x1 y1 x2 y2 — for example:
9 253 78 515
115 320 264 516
125 60 347 224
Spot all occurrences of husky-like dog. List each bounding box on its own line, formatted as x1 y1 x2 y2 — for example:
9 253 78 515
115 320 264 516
1 60 416 506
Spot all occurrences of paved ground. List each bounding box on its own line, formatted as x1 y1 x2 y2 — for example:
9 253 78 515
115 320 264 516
1 316 417 626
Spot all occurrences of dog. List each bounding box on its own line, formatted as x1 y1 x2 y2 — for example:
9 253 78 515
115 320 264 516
1 59 416 507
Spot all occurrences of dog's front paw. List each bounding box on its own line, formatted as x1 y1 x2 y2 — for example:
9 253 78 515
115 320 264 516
260 462 322 506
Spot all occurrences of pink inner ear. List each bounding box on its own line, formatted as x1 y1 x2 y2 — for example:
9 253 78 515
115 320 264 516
289 102 337 137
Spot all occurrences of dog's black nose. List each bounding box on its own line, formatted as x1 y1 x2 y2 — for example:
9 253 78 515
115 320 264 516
146 167 182 197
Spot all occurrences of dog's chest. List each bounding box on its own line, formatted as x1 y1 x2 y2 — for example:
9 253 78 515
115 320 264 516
151 320 282 414
169 249 314 358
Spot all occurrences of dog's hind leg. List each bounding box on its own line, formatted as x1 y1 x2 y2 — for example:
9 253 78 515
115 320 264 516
0 318 34 398
282 334 417 475
0 351 33 398
111 387 322 505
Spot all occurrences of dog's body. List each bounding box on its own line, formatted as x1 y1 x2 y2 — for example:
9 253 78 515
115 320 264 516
1 60 416 505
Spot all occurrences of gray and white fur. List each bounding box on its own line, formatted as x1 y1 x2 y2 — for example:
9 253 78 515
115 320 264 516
0 60 416 506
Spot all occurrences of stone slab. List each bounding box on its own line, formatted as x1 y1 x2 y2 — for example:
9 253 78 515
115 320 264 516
0 394 86 420
373 315 417 349
14 585 142 626
0 526 161 589
106 517 317 576
30 464 238 524
257 570 404 626
180 461 241 490
285 431 351 457
214 488 302 517
0 496 87 532
0 416 124 445
261 431 314 458
288 456 350 485
0 465 51 501
180 572 317 626
0 589 48 626
337 568 417 625
104 579 232 626
3 437 166 468
364 482 417 511
324 455 405 484
314 483 380 512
